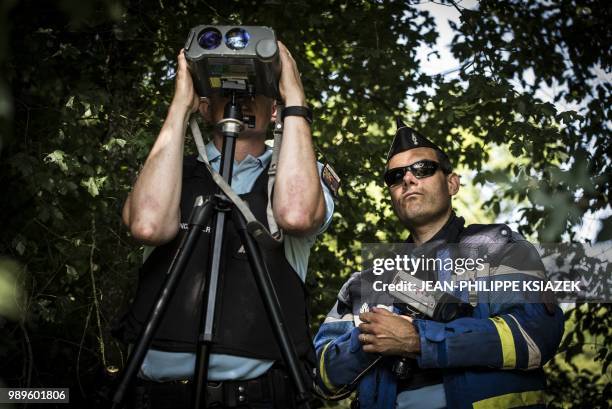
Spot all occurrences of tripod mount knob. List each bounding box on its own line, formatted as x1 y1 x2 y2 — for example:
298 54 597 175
216 92 245 137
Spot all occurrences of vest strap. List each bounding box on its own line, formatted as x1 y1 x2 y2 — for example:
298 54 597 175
189 117 283 249
267 101 284 243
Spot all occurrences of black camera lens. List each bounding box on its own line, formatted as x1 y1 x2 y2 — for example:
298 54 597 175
198 27 222 50
225 28 250 50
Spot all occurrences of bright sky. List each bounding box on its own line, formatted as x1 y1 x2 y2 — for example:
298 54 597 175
414 0 479 77
411 0 609 242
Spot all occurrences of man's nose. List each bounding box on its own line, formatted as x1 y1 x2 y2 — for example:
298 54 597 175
402 170 418 186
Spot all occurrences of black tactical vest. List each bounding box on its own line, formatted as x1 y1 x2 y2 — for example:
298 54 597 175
119 155 312 360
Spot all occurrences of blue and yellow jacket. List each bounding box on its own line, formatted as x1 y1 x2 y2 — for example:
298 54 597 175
314 216 564 409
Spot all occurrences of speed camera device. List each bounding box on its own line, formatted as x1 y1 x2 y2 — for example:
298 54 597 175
184 25 281 100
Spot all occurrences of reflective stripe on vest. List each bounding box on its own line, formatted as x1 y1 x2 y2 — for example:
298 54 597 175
472 390 545 409
489 316 516 369
319 342 337 393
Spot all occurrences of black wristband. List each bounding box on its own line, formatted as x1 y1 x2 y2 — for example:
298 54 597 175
281 106 313 124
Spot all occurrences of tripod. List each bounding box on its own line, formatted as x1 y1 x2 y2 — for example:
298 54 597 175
112 91 312 409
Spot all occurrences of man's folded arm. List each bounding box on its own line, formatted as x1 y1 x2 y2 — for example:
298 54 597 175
415 242 564 370
415 303 563 370
314 306 380 397
313 273 380 398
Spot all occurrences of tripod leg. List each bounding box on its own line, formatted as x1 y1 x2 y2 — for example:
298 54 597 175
192 104 240 409
233 211 312 409
192 199 230 409
112 196 215 408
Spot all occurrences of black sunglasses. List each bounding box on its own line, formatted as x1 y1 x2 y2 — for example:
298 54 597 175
384 160 444 187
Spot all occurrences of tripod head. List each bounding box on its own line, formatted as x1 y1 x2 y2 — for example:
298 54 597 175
215 90 245 138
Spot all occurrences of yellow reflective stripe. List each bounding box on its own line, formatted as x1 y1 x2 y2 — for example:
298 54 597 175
490 316 516 369
473 390 545 409
318 342 337 392
508 314 541 369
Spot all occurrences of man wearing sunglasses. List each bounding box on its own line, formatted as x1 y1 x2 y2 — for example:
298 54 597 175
383 136 457 242
313 120 564 409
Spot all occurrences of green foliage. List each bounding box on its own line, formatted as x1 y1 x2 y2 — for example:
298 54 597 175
546 305 611 408
0 0 609 407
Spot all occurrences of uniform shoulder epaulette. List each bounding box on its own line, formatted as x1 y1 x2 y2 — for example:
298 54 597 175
460 223 516 244
461 224 544 272
458 224 516 266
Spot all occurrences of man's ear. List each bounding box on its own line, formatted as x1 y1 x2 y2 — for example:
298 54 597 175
448 172 460 196
198 97 212 123
270 100 278 123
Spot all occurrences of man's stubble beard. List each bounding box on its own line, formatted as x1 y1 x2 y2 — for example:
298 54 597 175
394 193 452 230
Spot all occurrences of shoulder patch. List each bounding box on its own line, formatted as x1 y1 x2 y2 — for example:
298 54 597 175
353 303 370 326
321 163 340 199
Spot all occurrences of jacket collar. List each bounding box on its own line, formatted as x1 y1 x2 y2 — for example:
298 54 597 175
407 211 465 245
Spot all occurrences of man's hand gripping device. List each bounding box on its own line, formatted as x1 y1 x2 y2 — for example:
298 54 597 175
388 271 474 379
